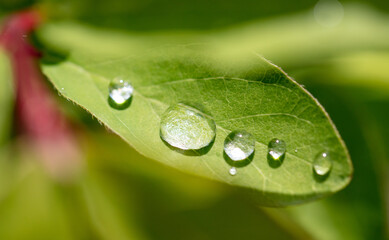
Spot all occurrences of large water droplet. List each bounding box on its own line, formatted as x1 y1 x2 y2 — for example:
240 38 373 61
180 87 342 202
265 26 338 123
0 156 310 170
108 77 133 109
160 104 216 150
313 152 332 176
229 167 237 176
268 138 286 161
224 130 255 161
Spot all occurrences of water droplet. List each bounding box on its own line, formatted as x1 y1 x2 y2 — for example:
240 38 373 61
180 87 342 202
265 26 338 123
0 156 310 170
160 104 216 150
108 77 133 109
268 138 286 161
224 130 255 161
229 167 237 176
313 152 332 176
314 0 344 28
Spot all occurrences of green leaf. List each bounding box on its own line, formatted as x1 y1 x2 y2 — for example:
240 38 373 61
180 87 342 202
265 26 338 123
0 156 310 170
0 49 14 146
40 24 352 206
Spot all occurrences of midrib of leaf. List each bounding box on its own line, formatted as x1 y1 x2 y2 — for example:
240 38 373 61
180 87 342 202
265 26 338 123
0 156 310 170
62 58 344 194
136 80 315 166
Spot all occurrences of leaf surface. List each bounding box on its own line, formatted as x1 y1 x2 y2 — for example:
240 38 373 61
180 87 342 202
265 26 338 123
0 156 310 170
40 24 352 206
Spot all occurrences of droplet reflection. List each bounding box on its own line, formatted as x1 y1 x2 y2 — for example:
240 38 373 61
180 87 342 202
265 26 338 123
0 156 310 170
160 103 216 151
108 77 133 110
313 151 332 177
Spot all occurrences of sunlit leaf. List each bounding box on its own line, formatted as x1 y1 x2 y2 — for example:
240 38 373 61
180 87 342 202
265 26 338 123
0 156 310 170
40 22 352 206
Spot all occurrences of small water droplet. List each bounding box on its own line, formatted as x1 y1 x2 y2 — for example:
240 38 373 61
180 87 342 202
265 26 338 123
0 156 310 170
313 152 332 176
268 138 286 161
108 77 133 109
314 0 344 28
224 130 255 161
229 167 237 176
160 103 216 150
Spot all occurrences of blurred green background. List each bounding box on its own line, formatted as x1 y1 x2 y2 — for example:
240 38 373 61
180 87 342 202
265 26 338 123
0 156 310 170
0 0 388 239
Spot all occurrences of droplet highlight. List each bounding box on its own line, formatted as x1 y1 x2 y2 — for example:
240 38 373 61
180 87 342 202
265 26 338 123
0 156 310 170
268 138 286 161
313 152 332 176
229 167 237 176
224 130 255 161
160 103 216 150
108 77 133 109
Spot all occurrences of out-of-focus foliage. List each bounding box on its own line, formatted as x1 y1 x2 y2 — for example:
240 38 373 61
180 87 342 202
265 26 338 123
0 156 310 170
39 0 317 31
0 131 306 240
38 0 389 31
296 52 389 99
0 49 13 146
0 0 36 16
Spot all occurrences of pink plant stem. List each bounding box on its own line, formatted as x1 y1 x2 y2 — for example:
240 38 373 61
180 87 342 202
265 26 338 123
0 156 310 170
0 10 81 179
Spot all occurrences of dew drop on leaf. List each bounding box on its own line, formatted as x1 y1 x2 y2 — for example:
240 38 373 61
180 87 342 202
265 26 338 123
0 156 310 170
160 103 216 150
229 167 237 176
224 130 255 161
108 77 133 109
313 151 332 176
268 138 286 161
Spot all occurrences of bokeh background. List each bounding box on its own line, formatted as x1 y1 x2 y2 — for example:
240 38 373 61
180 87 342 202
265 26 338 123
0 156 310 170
0 0 388 239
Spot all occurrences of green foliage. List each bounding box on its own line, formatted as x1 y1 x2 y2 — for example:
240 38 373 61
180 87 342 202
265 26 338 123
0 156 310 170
0 0 36 15
1 0 388 239
0 132 305 240
40 23 352 206
40 0 314 31
0 49 13 146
